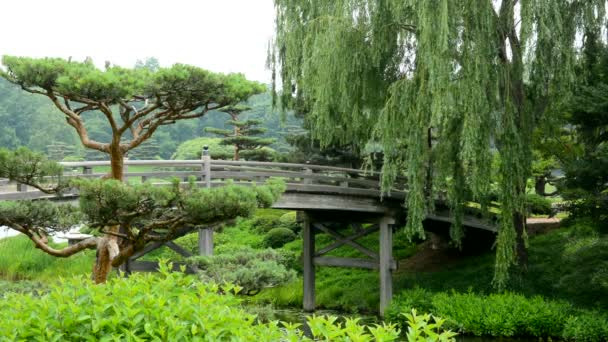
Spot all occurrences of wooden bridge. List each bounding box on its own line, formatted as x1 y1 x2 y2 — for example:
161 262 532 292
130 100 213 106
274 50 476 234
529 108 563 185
0 151 497 315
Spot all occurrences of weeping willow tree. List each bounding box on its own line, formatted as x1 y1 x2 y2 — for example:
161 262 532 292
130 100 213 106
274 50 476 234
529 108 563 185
270 0 606 288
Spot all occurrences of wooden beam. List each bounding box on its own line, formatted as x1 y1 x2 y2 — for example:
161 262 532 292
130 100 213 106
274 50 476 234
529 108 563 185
313 223 379 260
166 241 193 258
130 241 165 260
198 228 213 256
302 212 315 312
313 256 396 270
379 216 393 317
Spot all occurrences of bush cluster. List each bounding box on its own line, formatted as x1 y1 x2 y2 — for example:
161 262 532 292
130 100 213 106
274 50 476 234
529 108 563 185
386 288 608 341
188 247 296 295
0 264 408 341
263 227 297 248
526 193 553 216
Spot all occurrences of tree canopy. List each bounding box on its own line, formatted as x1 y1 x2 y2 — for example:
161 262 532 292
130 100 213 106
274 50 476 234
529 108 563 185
0 148 285 283
270 0 606 287
1 56 265 179
206 105 276 160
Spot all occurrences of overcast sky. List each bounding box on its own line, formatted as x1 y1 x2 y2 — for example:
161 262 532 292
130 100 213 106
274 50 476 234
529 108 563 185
0 0 276 83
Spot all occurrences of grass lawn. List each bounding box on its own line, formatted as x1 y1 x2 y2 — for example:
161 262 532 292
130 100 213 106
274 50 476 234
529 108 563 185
0 235 94 281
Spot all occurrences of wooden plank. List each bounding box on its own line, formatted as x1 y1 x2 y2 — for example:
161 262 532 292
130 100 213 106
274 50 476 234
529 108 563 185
130 241 165 260
210 171 382 189
210 160 382 175
313 256 397 270
302 212 315 312
313 223 379 260
426 214 497 232
379 216 394 317
314 225 379 258
273 192 396 213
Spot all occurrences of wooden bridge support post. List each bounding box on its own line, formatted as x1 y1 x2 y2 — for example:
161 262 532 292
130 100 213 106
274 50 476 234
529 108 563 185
16 183 27 192
302 212 315 312
379 216 394 317
197 146 214 256
198 228 214 256
202 145 211 189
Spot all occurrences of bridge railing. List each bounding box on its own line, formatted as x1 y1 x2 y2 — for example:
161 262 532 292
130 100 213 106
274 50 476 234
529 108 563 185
0 158 407 201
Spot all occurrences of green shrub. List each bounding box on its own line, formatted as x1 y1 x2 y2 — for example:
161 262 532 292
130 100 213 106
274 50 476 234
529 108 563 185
562 311 608 342
264 227 297 248
251 215 282 233
172 137 233 160
0 264 403 341
188 247 296 295
386 289 608 340
526 193 553 215
385 288 434 317
279 211 300 232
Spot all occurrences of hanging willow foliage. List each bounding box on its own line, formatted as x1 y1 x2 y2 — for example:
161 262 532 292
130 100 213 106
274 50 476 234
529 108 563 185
271 0 606 288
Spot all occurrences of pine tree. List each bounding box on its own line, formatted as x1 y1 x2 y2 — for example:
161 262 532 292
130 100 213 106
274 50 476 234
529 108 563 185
1 56 265 282
206 105 276 161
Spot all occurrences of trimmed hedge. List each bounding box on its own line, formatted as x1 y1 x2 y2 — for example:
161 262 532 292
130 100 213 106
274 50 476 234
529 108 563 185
263 227 297 248
386 288 608 341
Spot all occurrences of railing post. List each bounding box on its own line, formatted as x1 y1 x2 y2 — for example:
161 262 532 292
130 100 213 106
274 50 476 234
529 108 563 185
83 166 93 176
303 167 313 185
16 183 27 192
199 145 214 256
201 145 211 189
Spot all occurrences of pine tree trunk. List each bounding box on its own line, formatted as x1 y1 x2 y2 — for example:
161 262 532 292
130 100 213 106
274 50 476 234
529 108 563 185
92 143 124 284
534 175 546 196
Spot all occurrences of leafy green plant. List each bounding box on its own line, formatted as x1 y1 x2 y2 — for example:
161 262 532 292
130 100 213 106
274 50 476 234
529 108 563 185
387 289 608 340
263 227 297 248
307 315 400 341
0 262 409 341
562 311 608 342
402 309 457 342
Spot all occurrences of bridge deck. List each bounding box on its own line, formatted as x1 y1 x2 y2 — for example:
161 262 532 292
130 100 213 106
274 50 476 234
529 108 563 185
0 158 497 232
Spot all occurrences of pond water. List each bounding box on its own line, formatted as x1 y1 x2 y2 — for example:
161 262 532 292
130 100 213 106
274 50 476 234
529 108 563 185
273 308 539 342
0 226 67 242
0 226 18 239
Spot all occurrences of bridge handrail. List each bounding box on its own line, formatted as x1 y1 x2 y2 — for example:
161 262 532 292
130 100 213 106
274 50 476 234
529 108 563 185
0 159 407 201
60 159 384 176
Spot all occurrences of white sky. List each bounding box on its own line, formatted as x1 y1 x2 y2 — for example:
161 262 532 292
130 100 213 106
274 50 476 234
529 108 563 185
0 0 276 83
